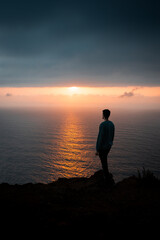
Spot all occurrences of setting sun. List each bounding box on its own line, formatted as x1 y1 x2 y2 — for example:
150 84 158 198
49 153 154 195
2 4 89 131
68 86 79 94
69 86 78 91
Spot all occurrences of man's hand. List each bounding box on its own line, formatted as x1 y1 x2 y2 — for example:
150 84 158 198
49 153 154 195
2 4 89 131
95 152 99 156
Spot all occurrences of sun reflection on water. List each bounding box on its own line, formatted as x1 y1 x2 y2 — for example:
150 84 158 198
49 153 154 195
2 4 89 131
40 110 100 182
51 111 93 179
57 112 84 177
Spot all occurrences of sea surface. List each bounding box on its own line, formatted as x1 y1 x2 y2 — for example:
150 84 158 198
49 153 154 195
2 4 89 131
0 107 160 184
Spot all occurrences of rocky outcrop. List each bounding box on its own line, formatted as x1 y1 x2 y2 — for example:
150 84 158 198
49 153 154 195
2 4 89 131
0 170 159 237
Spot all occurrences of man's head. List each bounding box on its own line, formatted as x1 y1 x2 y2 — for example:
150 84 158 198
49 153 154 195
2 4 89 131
103 109 110 120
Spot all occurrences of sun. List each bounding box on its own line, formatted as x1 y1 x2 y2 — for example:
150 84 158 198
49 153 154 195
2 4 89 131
69 86 78 91
68 86 79 94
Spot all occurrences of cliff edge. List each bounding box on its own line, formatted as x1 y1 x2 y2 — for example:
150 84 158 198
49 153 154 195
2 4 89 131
0 170 160 237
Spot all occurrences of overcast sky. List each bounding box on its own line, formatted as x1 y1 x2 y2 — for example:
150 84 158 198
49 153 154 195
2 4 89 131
0 0 160 87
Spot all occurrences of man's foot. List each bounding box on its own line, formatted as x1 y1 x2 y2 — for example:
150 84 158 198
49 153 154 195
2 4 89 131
103 173 115 187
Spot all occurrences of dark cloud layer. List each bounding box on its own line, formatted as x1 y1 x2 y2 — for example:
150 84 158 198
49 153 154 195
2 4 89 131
0 0 160 87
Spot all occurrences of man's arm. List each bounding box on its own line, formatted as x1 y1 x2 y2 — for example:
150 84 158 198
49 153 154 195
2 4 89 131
96 123 103 152
108 122 115 146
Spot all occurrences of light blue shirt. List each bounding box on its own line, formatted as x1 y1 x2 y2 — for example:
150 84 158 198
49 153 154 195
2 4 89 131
96 120 115 152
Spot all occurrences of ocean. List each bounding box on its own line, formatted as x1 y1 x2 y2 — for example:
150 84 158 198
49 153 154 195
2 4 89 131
0 107 160 184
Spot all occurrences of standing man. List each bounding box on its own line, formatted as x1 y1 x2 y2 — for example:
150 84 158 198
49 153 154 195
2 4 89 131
96 109 115 182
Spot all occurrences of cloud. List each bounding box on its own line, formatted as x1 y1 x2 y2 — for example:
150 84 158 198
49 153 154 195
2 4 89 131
0 0 160 87
6 93 12 97
120 91 134 98
120 87 141 98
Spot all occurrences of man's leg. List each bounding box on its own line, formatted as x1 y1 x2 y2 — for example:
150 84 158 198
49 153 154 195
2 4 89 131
99 150 110 179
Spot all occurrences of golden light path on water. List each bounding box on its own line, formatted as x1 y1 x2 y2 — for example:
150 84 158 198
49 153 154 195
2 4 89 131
58 111 84 177
45 110 98 181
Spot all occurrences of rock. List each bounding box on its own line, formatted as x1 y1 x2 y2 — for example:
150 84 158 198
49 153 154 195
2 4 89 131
0 170 159 237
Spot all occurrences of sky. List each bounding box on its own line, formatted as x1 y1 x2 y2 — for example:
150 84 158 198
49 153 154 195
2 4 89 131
0 0 160 108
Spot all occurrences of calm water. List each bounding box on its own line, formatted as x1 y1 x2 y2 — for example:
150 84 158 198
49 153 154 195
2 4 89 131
0 107 160 184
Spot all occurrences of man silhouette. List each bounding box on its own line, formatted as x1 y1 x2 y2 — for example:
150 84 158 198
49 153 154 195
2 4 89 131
96 109 115 182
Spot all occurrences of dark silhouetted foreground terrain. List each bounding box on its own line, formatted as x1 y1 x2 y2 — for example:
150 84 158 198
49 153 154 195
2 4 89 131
0 170 160 238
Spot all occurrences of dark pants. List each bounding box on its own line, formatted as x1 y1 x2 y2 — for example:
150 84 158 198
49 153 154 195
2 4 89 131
99 147 111 179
